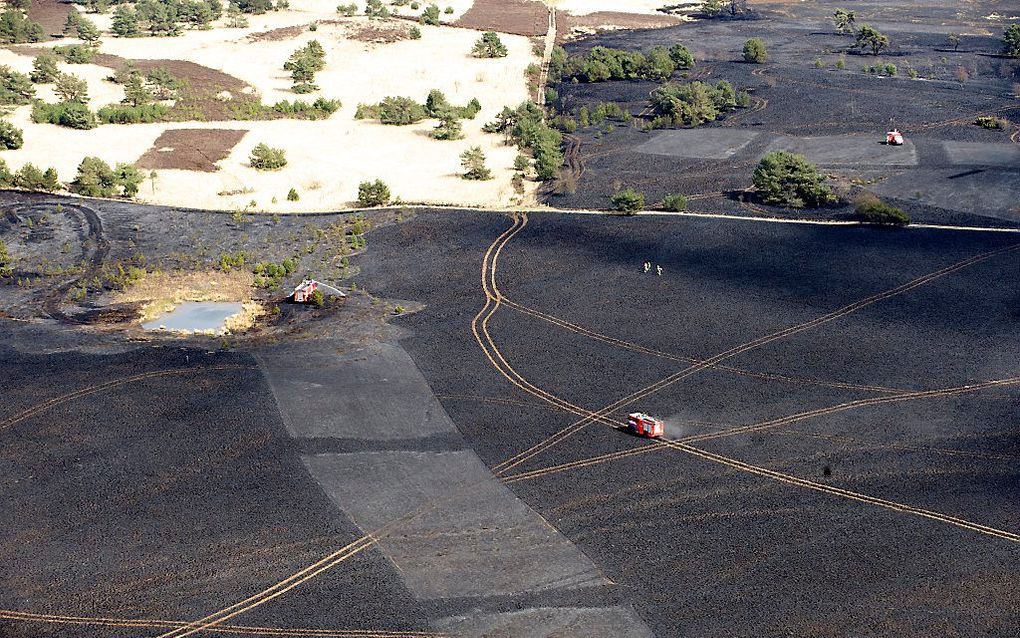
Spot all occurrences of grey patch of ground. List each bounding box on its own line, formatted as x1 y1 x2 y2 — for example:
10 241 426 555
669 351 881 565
943 141 1020 168
434 606 654 638
634 129 760 159
763 134 919 166
869 168 1020 219
258 341 458 440
303 450 608 600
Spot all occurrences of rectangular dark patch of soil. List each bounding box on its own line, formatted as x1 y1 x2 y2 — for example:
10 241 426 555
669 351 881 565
27 0 72 39
91 55 252 121
136 128 248 172
455 0 549 36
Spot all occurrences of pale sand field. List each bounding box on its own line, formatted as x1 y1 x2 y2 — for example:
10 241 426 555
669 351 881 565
3 2 537 211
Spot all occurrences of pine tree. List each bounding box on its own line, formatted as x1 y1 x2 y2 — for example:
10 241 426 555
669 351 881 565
122 72 152 106
112 5 141 37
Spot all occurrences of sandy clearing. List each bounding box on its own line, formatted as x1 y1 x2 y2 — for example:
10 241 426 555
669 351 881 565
3 14 537 210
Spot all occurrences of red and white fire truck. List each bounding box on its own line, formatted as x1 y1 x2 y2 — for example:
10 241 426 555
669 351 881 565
627 412 664 438
886 129 904 146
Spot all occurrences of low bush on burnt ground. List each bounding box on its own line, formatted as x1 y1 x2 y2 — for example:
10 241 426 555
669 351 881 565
1002 24 1020 57
611 187 645 213
661 194 687 212
975 115 1008 130
742 38 767 63
852 195 909 226
648 80 749 128
549 43 694 83
753 151 836 208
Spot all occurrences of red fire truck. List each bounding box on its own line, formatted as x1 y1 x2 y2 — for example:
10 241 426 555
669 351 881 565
886 129 904 146
628 412 664 438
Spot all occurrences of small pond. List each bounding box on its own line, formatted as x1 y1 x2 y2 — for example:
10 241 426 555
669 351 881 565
142 301 243 333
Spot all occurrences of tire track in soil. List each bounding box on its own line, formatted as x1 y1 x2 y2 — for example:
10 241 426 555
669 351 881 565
3 201 109 324
475 215 1020 543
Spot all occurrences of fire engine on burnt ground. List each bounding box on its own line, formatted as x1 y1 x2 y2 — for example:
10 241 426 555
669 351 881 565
628 412 664 438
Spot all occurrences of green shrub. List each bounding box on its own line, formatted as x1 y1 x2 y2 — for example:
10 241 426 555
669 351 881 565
358 179 391 207
30 54 59 84
1002 23 1020 57
409 26 421 39
13 163 46 190
364 0 390 17
649 80 741 127
54 44 95 64
310 288 325 307
287 187 299 201
753 151 836 208
472 31 508 58
661 194 687 212
743 38 767 63
853 197 909 226
856 24 889 56
249 143 287 170
253 258 298 288
483 101 563 181
6 162 59 192
975 116 1008 130
884 63 897 76
0 120 23 149
97 103 169 124
420 3 439 25
55 73 89 104
611 188 645 213
32 101 98 130
550 44 688 83
71 157 140 198
0 66 34 105
460 146 491 180
337 2 357 16
0 10 43 44
431 114 462 140
378 96 426 124
0 238 12 278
